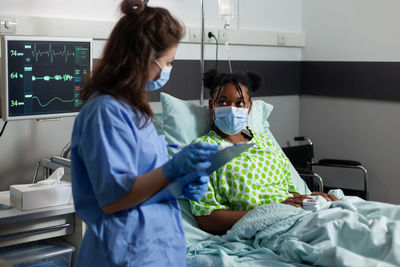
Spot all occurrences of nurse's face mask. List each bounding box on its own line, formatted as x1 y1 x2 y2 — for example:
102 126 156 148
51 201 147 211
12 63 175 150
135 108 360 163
146 60 172 91
211 83 250 136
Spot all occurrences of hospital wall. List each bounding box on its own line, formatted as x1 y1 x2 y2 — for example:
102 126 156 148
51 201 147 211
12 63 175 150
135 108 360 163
301 0 400 204
0 0 302 191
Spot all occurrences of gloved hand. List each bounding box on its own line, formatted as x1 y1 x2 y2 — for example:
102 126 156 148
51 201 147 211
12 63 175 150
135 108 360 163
182 175 209 201
162 142 218 182
144 164 210 205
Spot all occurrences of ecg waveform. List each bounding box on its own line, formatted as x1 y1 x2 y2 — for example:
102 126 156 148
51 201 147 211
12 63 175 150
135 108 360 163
32 43 75 63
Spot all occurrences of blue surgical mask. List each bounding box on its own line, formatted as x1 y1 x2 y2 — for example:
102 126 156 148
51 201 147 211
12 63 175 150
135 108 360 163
146 60 172 91
213 106 249 135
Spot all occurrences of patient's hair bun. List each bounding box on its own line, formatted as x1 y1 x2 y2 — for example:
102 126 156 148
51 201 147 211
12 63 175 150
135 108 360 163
203 69 263 97
246 72 262 92
121 0 145 16
203 69 218 89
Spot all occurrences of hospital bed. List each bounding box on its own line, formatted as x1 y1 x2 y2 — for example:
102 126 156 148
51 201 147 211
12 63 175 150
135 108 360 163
153 92 311 266
153 92 400 266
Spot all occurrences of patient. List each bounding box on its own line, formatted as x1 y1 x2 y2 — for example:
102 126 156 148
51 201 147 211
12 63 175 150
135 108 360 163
190 69 338 235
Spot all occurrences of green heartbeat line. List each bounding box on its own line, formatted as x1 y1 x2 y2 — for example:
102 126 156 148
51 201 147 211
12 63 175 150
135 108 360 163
31 96 75 107
32 44 75 63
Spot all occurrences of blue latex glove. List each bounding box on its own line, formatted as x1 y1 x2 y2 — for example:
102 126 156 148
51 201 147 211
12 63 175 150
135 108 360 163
182 175 209 201
162 142 218 182
144 163 211 205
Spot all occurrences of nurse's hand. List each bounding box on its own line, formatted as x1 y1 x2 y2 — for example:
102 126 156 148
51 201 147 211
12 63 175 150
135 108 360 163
182 175 209 201
162 142 218 182
144 169 210 205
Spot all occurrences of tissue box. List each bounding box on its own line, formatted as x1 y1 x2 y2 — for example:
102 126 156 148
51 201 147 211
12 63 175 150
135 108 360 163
10 181 73 211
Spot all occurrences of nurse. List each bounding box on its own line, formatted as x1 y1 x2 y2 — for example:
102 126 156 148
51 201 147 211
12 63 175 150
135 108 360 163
70 0 218 266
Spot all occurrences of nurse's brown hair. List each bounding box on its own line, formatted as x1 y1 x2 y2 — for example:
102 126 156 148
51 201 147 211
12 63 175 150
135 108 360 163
81 0 183 127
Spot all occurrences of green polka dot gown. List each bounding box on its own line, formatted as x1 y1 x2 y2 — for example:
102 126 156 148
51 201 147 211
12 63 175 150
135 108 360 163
190 130 298 216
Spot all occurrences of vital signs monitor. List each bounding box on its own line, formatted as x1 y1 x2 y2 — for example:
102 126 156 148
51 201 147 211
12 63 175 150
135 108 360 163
1 36 92 121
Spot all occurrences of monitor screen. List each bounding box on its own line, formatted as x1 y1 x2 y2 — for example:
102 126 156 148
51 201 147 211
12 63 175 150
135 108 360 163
1 36 92 121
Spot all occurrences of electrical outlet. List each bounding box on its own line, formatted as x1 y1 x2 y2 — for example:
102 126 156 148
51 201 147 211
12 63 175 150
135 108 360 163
189 28 201 43
0 17 17 34
277 33 286 46
206 28 218 43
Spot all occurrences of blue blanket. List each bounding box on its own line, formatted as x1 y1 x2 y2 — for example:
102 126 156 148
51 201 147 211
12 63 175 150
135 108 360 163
187 196 400 266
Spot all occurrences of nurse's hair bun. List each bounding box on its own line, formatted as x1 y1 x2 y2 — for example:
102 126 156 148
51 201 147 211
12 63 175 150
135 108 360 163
121 0 145 16
246 71 262 92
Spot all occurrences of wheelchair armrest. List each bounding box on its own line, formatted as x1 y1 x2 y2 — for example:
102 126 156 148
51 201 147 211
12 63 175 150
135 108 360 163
293 136 313 145
312 159 369 200
316 159 362 167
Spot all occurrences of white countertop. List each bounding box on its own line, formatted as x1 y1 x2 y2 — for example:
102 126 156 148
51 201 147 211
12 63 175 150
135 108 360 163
0 191 75 224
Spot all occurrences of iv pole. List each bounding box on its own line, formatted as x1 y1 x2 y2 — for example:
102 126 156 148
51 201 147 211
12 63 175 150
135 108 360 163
200 0 205 105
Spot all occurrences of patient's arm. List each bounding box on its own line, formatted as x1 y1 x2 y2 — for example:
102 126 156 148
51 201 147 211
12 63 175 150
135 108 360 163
195 210 249 235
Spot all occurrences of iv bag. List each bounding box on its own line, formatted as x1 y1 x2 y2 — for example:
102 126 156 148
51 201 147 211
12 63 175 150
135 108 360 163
218 0 234 26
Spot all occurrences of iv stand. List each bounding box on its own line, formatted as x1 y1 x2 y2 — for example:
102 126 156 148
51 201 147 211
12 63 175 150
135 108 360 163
200 0 205 105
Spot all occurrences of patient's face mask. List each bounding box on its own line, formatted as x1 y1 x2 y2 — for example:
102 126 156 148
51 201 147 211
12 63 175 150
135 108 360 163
213 106 249 135
146 60 172 91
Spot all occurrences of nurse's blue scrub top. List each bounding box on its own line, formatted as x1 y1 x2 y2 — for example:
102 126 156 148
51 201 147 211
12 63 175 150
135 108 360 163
70 94 186 267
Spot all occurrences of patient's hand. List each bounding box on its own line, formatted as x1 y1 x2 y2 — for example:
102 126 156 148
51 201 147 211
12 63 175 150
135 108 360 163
310 192 339 201
282 195 313 208
282 192 339 208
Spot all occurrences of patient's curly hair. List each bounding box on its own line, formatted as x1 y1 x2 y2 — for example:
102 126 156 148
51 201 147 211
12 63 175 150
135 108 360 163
203 69 262 101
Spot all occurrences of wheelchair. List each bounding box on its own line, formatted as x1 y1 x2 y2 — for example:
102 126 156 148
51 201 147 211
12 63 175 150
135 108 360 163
282 137 369 200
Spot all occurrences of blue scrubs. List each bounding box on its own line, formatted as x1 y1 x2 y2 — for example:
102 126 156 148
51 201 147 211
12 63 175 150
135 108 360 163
71 94 186 266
